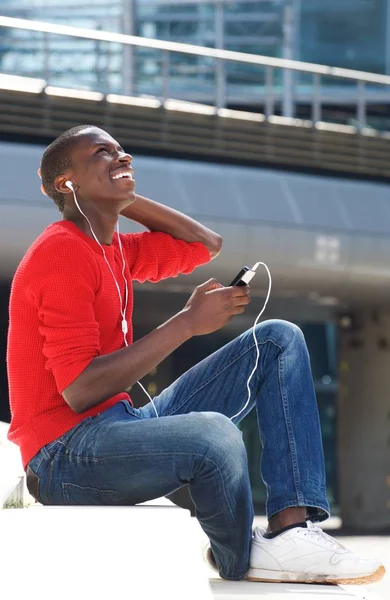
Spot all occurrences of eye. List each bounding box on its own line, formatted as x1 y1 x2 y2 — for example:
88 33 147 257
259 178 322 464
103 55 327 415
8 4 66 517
96 146 108 154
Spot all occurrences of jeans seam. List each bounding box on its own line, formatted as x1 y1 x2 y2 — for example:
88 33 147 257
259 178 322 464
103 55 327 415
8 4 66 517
193 456 242 578
203 456 239 544
164 336 285 417
278 351 305 504
29 454 45 473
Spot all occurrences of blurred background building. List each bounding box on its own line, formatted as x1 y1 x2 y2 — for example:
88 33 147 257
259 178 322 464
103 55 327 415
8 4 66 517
1 1 390 124
0 0 389 531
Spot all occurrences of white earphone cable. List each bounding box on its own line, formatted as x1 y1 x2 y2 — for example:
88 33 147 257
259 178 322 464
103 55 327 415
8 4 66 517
69 183 159 417
229 262 272 422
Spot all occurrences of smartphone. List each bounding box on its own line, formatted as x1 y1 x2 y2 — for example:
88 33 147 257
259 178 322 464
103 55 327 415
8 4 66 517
229 262 260 286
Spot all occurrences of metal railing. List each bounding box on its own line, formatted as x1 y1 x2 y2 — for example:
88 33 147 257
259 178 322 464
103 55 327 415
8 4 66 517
1 15 390 132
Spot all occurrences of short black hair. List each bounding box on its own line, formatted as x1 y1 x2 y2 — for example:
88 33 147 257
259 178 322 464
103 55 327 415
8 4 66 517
40 124 94 212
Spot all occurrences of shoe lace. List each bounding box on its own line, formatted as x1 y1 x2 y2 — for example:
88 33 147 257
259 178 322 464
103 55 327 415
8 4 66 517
303 522 348 553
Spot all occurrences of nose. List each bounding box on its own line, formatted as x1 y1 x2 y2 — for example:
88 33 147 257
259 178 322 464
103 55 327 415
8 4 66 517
118 151 132 164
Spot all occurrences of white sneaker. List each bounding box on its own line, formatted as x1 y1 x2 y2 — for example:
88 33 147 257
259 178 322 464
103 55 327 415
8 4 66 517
247 521 385 585
202 528 267 576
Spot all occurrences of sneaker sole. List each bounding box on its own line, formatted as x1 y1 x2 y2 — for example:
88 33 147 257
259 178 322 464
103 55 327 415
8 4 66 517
246 564 386 585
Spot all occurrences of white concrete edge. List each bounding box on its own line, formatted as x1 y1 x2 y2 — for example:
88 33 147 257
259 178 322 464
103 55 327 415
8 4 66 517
0 420 36 509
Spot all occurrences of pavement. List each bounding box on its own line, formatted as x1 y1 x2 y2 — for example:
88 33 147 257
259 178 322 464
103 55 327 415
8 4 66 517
328 536 389 599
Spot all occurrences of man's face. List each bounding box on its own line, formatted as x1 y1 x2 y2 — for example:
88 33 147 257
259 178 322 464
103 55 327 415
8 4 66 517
66 127 136 212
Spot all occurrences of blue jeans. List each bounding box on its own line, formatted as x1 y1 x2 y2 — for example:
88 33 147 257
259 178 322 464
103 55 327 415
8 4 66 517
28 319 330 580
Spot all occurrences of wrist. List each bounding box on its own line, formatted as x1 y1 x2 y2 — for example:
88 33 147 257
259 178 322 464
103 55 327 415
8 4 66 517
173 310 194 340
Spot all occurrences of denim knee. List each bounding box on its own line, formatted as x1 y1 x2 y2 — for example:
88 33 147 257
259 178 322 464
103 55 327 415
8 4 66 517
191 412 248 474
254 319 304 350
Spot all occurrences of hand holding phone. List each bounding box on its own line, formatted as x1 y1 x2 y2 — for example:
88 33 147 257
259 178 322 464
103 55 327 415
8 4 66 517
229 262 260 286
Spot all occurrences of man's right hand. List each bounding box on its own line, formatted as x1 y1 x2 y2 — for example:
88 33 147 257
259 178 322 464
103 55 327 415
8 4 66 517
182 278 251 336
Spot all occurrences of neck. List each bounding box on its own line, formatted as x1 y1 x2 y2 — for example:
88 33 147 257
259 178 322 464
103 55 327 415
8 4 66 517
63 206 118 245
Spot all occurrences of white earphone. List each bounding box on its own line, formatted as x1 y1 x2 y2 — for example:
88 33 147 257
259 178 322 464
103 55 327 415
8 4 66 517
65 180 74 190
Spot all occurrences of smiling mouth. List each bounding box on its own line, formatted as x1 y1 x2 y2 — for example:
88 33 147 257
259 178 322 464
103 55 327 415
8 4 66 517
110 172 133 181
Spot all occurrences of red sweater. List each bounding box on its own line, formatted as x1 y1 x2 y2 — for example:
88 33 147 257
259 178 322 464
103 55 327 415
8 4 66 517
7 220 211 469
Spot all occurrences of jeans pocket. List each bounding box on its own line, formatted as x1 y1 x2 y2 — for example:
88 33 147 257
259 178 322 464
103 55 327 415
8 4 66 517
42 421 93 460
120 400 142 419
62 482 120 505
43 439 65 460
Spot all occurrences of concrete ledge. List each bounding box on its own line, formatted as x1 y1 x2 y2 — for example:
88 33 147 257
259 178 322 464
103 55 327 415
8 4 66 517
0 505 213 600
0 421 38 509
0 421 34 508
0 421 213 598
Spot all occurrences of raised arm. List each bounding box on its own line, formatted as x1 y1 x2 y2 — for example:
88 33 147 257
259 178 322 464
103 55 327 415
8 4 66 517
121 194 222 259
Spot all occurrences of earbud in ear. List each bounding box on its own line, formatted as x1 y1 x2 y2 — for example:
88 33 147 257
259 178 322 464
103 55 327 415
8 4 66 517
65 181 74 190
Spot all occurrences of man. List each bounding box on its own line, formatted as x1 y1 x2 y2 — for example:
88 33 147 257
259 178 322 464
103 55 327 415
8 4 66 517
7 125 384 584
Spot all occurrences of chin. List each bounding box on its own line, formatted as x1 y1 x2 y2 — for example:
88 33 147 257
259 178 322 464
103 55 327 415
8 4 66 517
119 193 136 209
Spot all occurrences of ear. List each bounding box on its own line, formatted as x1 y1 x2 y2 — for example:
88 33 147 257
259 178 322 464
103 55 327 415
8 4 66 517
36 168 48 196
40 184 48 197
55 175 74 195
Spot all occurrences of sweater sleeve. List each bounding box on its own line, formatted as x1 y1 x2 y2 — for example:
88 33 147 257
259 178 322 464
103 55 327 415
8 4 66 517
121 231 211 283
26 265 100 394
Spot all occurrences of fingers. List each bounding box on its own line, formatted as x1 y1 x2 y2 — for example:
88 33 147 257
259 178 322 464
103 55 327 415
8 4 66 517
230 305 246 315
230 285 251 307
207 285 250 304
222 286 251 316
199 280 249 296
198 280 250 317
233 296 251 308
230 285 251 298
199 278 224 292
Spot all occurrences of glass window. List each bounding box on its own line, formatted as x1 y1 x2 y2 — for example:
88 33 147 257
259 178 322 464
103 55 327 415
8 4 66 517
300 0 387 74
0 0 124 92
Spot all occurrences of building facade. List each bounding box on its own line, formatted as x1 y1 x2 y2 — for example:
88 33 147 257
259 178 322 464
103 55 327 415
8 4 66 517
0 0 389 116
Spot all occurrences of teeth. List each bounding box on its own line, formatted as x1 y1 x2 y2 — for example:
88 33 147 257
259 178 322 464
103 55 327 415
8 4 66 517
111 172 132 180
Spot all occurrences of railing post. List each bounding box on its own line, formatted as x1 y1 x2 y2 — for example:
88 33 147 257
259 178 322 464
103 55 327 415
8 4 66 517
105 44 111 95
282 0 295 118
216 59 226 109
215 0 225 110
43 31 50 84
122 0 135 96
162 50 169 102
312 72 321 124
95 35 103 93
265 66 274 119
357 80 366 132
283 67 294 118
